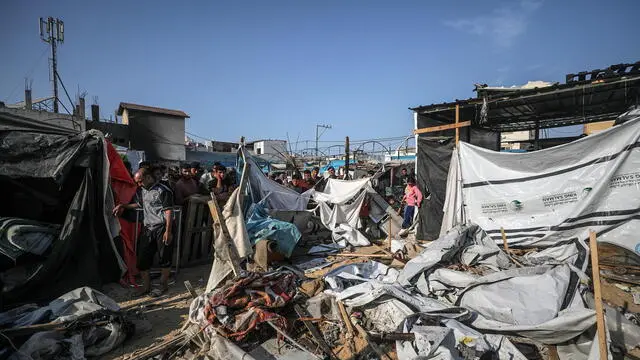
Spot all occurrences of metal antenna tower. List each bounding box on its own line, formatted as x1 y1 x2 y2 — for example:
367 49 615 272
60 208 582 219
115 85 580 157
39 17 64 113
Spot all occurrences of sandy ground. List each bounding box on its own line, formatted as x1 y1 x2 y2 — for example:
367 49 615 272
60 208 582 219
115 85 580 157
99 263 211 360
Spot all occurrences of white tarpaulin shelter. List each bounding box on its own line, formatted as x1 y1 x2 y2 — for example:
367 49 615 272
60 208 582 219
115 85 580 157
443 109 640 256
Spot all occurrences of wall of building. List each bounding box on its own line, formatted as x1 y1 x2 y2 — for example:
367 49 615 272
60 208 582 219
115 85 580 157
0 107 85 131
126 109 186 161
205 140 239 152
584 121 615 135
254 140 287 156
85 121 130 147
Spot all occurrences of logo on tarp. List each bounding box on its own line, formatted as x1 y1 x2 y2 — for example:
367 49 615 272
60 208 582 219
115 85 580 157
509 200 523 212
582 187 592 195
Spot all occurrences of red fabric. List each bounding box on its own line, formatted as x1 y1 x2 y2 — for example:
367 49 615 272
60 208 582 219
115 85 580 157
119 219 140 283
106 141 136 205
106 141 139 283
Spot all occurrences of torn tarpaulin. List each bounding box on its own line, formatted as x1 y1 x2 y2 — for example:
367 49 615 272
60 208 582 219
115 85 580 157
0 287 131 359
311 177 373 247
246 201 302 258
321 223 598 346
191 270 299 341
396 311 528 360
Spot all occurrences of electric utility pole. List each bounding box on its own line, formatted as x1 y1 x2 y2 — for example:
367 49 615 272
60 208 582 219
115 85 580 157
315 124 332 157
40 17 64 113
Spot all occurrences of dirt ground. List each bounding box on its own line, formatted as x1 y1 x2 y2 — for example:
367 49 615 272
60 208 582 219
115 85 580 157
99 263 211 360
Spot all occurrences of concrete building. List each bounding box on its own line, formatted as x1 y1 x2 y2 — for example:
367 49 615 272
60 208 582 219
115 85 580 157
1 92 85 132
584 120 615 135
500 130 535 150
246 139 288 163
117 102 189 161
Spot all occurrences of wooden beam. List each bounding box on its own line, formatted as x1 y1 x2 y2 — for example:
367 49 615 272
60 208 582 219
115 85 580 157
413 120 471 135
589 230 608 360
455 104 460 146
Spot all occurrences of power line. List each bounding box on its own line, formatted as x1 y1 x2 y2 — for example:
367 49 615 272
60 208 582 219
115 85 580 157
3 47 49 103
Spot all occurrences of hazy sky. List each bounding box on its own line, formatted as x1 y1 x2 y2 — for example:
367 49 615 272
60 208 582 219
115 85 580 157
2 0 639 149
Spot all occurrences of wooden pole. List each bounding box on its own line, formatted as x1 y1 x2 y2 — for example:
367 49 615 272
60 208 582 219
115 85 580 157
589 230 608 360
388 215 392 249
344 136 350 179
500 227 509 252
455 104 460 146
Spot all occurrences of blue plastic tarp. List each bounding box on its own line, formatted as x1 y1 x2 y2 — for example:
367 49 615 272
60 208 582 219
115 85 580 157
245 202 301 257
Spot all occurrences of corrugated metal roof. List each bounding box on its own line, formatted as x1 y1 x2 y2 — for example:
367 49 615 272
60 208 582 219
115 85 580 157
117 102 189 118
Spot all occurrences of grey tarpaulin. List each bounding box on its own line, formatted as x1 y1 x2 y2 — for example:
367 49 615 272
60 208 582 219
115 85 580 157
321 223 601 348
416 137 453 241
0 123 126 306
1 287 129 359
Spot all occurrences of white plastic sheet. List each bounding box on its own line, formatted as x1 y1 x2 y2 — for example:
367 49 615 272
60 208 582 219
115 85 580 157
451 114 640 255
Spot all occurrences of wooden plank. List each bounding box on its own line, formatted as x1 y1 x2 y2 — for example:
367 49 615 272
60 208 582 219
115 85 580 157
413 120 471 135
184 280 198 298
589 230 608 360
455 104 460 146
337 300 354 336
354 322 392 360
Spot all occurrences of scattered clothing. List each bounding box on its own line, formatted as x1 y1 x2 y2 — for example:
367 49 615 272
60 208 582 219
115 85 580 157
191 270 298 341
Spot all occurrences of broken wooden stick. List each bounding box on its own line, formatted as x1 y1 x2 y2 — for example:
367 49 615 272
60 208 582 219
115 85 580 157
266 321 323 360
354 322 392 360
337 300 356 354
500 227 509 252
294 305 337 359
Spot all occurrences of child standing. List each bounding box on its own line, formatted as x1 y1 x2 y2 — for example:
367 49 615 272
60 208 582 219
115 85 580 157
402 177 423 229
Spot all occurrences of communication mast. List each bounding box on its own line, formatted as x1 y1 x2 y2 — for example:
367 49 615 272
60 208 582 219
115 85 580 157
39 17 64 113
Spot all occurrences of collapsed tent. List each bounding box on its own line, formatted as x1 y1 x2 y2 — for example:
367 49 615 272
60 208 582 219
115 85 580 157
443 109 640 256
0 287 132 359
0 115 126 307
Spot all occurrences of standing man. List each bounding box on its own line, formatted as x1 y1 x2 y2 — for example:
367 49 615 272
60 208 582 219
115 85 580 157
311 167 322 183
288 173 309 193
303 169 315 187
401 177 423 229
399 168 410 186
211 163 234 205
174 163 200 207
327 166 337 179
190 162 202 182
113 167 174 297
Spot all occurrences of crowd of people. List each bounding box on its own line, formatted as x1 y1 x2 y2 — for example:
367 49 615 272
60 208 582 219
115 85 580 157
113 160 237 297
114 160 423 297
